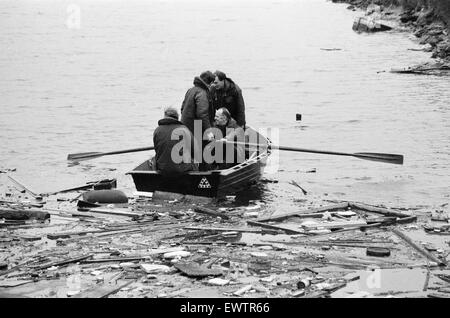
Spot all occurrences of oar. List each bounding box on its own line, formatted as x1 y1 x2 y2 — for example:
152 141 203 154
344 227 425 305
222 141 404 165
67 146 155 162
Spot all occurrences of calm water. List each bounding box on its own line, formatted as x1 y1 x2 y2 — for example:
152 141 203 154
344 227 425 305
1 0 449 212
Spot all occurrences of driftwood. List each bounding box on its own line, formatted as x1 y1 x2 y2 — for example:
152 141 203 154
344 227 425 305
7 176 42 200
247 220 306 235
35 254 94 270
89 208 142 218
184 226 281 234
81 257 150 264
391 229 446 266
193 206 229 220
302 220 368 230
255 202 349 222
0 208 50 220
74 272 140 298
349 202 412 218
82 247 185 264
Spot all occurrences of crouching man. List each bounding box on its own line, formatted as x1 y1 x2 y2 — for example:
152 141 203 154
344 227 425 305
153 107 200 175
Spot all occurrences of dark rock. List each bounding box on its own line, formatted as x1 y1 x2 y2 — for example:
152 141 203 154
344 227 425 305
415 28 426 38
436 40 450 59
400 10 418 23
420 35 444 47
417 9 435 27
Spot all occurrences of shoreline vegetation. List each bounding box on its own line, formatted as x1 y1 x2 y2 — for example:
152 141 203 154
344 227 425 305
332 0 450 62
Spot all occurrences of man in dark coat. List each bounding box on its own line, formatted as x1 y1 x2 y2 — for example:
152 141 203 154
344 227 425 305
181 71 216 141
153 107 200 175
211 70 246 128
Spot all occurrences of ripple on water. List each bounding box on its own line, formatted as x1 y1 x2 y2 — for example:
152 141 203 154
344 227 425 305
0 0 449 209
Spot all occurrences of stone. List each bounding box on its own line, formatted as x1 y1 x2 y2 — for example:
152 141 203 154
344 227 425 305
250 252 268 258
174 262 222 278
67 290 80 297
119 262 138 269
417 9 435 27
140 264 171 274
163 251 191 259
400 10 418 23
207 278 230 286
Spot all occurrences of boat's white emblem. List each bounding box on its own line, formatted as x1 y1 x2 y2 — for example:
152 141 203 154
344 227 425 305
198 177 211 189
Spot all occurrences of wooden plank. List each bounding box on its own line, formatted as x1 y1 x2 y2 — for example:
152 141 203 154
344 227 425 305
7 176 42 200
74 273 139 298
81 257 149 264
89 208 142 218
302 220 367 229
349 202 410 218
183 226 276 234
391 229 446 266
247 220 306 235
0 280 34 288
47 229 105 239
81 247 185 263
193 207 229 220
36 254 94 270
255 202 349 222
0 208 50 220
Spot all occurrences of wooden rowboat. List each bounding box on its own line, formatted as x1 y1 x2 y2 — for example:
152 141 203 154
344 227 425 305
127 127 271 198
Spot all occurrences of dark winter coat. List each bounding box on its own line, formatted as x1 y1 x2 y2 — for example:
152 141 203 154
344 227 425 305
153 118 199 175
212 78 246 127
180 77 214 136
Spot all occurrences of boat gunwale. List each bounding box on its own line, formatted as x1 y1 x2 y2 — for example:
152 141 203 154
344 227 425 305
126 126 271 176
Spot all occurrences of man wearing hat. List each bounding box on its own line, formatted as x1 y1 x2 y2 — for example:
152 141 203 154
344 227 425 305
152 107 200 175
211 70 246 128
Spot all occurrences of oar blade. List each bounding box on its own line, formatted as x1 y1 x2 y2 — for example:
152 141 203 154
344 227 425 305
67 152 103 161
354 152 404 165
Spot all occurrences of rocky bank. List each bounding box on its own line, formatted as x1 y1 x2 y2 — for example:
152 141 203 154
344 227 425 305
332 0 450 61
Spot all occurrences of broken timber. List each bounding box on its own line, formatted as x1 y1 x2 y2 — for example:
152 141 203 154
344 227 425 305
34 254 94 270
7 176 42 200
89 208 142 218
391 228 446 266
193 206 229 220
255 202 415 225
247 220 306 235
0 208 50 220
255 202 349 222
184 226 281 234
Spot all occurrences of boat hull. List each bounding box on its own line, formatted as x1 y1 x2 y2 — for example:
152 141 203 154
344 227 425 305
128 127 270 198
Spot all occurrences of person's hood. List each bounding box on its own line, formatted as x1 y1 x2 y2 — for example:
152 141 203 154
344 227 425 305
193 76 210 90
158 117 183 126
224 77 237 91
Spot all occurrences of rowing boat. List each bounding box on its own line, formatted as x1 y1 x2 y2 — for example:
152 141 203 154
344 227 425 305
127 127 271 198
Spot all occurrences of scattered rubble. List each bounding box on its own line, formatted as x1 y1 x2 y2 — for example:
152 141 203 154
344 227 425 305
0 175 448 298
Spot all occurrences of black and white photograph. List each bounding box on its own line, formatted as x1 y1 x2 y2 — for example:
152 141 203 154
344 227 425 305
0 0 449 302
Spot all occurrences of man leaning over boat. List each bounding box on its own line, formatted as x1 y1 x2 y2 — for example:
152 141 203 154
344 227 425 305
211 70 246 128
203 107 246 169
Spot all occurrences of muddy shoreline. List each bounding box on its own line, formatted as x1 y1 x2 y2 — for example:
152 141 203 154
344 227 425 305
332 0 450 61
